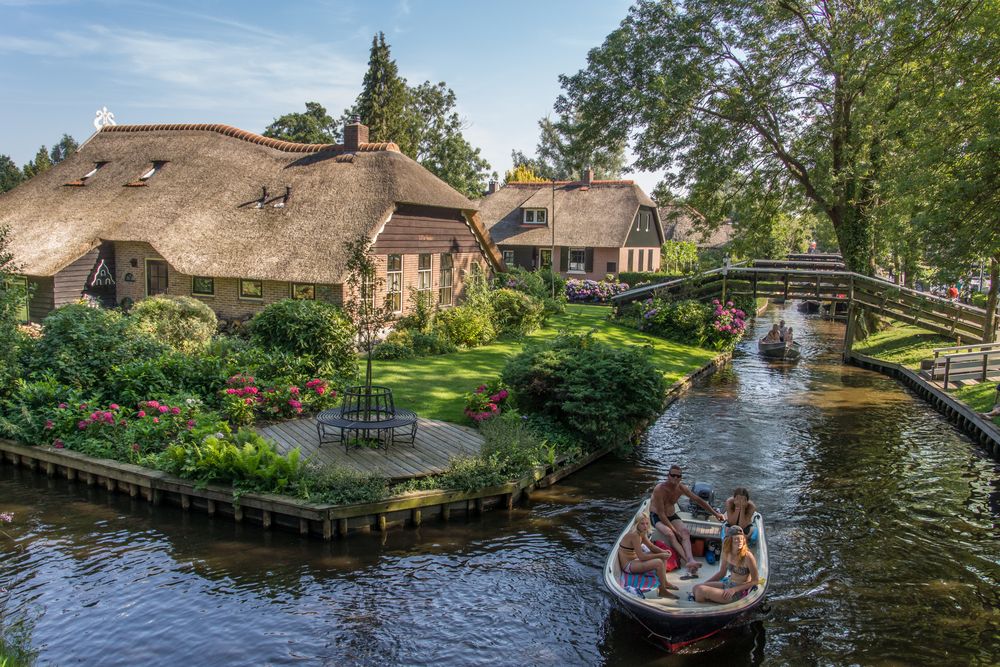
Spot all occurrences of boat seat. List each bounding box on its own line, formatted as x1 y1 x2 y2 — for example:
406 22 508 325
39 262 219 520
619 571 660 591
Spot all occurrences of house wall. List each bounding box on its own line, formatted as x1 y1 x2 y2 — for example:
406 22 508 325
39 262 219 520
27 276 53 322
624 206 663 247
52 242 116 308
351 251 486 316
620 246 661 273
113 241 343 320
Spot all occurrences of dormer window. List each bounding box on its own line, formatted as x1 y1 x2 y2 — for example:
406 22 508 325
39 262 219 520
126 161 167 187
64 162 107 187
523 208 547 224
636 211 652 232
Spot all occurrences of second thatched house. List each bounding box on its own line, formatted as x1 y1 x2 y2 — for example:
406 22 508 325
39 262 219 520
0 119 502 323
477 170 664 280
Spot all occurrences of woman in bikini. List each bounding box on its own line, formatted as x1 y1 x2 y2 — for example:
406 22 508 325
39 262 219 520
693 525 758 603
725 487 757 541
763 324 782 343
618 513 679 599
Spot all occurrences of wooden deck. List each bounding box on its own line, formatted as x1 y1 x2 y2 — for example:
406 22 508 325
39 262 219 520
258 416 484 480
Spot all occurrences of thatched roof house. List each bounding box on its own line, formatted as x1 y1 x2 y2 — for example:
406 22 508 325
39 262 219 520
478 171 665 278
0 120 502 321
659 204 733 249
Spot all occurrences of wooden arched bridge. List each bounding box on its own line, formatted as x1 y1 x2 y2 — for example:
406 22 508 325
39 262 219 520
612 255 997 344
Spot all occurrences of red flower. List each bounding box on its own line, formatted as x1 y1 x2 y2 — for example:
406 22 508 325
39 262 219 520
152 417 160 424
53 440 64 449
170 407 181 415
44 419 54 430
137 410 146 418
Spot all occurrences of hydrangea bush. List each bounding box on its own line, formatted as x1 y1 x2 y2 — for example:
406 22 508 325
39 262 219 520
565 278 630 303
705 299 748 351
464 382 511 423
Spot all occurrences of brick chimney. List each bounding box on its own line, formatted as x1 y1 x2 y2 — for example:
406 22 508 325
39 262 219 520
583 166 594 185
487 179 499 194
344 115 369 151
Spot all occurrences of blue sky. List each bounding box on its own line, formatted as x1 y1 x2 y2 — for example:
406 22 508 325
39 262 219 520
0 0 663 193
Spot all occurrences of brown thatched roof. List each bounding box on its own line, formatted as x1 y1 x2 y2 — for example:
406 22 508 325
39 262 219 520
659 204 733 248
478 180 662 248
0 124 501 282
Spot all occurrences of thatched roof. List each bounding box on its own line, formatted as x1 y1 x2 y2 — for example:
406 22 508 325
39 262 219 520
478 180 662 247
659 204 733 248
0 124 501 282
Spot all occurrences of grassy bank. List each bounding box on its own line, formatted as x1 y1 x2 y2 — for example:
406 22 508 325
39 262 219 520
373 304 718 423
954 382 999 425
853 321 953 370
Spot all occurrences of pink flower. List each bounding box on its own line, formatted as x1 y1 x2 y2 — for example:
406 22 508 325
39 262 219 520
288 399 302 409
53 440 64 449
187 420 196 429
44 419 54 430
498 389 509 400
137 410 146 418
58 403 68 409
131 443 140 452
77 421 87 430
147 400 160 408
152 417 159 424
171 407 181 415
158 405 169 414
244 398 255 405
289 386 300 395
315 387 326 395
109 403 119 410
225 388 238 395
79 403 87 409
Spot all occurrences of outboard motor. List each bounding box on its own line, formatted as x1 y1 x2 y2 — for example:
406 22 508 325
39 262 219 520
687 481 715 519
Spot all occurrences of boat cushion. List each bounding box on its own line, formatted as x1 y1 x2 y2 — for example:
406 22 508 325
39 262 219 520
619 571 659 591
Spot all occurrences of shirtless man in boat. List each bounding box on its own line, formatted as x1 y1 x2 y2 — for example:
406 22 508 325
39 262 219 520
651 465 725 576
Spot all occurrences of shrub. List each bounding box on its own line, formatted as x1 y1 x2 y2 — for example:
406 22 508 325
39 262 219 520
435 305 496 347
704 299 748 351
478 410 549 472
250 299 358 382
490 288 545 337
372 329 415 360
128 295 217 353
565 278 630 304
617 271 675 287
464 382 510 423
500 267 567 316
501 333 666 450
410 329 457 356
624 298 709 344
220 374 337 425
28 304 166 393
303 465 388 504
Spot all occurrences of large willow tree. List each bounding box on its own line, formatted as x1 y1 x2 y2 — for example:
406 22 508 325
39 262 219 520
558 0 979 275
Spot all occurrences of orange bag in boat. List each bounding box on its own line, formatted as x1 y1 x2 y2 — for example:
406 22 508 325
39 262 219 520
692 538 706 557
652 540 681 572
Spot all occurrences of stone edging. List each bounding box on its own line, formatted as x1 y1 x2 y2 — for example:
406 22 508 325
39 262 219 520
844 351 1000 459
0 350 732 540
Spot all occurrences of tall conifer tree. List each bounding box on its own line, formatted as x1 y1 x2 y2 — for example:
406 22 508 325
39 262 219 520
354 32 416 155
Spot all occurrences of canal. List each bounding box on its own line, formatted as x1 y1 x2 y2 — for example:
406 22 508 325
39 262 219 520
1 303 998 665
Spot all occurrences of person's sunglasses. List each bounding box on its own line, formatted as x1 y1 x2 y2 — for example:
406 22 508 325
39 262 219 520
668 473 682 479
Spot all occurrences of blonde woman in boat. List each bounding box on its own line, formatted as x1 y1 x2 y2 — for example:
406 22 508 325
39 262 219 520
692 525 758 603
763 324 782 343
618 513 679 599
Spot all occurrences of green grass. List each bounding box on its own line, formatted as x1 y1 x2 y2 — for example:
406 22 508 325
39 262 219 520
954 382 1000 425
853 321 954 370
371 304 718 423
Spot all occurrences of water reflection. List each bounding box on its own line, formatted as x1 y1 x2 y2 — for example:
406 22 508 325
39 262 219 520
1 304 998 665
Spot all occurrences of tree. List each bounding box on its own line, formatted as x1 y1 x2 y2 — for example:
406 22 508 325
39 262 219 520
343 235 395 393
660 240 699 274
503 162 548 184
353 32 417 155
409 81 491 198
21 146 52 180
558 0 978 276
534 113 626 180
49 134 77 164
0 225 28 396
0 155 23 193
263 102 341 144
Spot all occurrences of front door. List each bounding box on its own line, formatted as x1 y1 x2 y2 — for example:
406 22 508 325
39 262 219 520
539 248 552 270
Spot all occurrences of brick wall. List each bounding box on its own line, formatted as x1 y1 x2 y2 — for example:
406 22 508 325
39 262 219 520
113 241 485 320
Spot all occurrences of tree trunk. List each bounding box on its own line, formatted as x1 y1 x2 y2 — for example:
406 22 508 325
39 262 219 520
984 254 999 343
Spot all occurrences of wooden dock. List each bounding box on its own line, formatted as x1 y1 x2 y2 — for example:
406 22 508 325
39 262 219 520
258 416 484 480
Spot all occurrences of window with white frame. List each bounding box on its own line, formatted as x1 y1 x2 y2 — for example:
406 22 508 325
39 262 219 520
387 254 402 312
523 208 547 224
417 254 432 293
439 254 453 306
502 250 514 267
568 248 586 272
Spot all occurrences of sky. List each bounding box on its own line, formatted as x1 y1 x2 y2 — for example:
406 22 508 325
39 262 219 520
0 0 664 194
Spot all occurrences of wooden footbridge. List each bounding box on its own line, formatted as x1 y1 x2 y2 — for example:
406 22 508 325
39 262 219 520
612 254 997 344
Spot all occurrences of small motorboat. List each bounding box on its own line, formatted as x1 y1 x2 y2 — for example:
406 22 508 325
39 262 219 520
797 300 820 313
758 337 801 359
603 497 769 652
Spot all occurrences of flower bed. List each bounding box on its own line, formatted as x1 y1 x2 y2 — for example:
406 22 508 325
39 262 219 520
565 278 630 303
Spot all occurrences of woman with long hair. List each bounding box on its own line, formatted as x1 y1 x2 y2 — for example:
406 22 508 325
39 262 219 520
725 487 758 540
692 525 758 603
618 513 679 599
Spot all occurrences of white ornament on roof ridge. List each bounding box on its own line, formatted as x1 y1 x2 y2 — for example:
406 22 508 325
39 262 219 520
94 106 117 130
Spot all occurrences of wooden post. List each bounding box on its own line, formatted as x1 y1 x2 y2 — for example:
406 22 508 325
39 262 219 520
322 518 333 540
105 477 115 492
206 499 216 516
151 489 162 506
66 468 76 482
783 274 790 301
440 504 450 521
337 518 348 536
411 509 422 527
752 273 758 302
377 514 387 532
262 510 272 530
233 505 243 522
45 461 55 478
181 494 191 510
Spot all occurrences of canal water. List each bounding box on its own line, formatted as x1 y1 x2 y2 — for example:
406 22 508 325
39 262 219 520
2 304 998 666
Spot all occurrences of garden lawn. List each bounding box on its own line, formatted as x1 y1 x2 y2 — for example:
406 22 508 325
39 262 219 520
373 304 718 423
954 382 1000 426
853 321 954 370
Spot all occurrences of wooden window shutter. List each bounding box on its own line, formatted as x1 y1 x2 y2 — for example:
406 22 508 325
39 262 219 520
560 247 569 272
585 248 594 273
